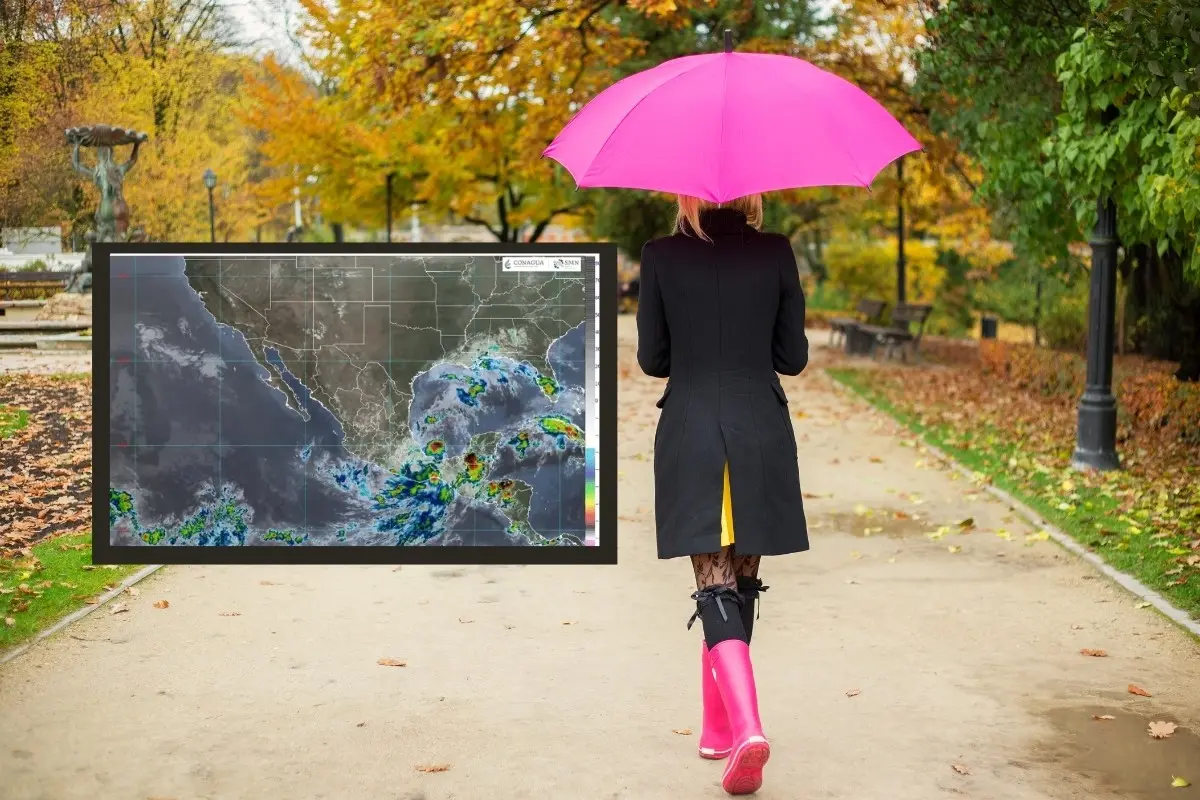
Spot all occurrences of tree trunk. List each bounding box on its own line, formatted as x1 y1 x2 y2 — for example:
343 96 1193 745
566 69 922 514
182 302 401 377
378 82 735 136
1126 242 1200 381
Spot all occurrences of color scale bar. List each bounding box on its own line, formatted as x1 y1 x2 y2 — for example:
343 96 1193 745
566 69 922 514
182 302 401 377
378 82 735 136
585 448 597 544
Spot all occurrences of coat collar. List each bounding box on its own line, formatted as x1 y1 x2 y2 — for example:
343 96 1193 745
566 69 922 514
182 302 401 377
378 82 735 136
699 208 750 235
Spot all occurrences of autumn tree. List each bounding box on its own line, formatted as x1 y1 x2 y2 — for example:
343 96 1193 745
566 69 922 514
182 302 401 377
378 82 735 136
247 0 711 242
1 0 284 243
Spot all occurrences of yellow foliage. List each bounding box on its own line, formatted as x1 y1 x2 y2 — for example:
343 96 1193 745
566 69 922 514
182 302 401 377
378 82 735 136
824 235 945 304
247 0 705 239
71 50 267 241
2 0 284 241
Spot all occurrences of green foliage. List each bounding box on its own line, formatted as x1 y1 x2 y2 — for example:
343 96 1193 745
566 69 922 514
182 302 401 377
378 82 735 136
804 281 850 312
1039 284 1090 351
1047 27 1200 279
915 1 1083 264
973 257 1090 349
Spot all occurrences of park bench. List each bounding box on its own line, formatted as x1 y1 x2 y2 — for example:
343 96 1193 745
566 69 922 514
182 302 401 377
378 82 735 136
857 303 933 362
829 298 888 347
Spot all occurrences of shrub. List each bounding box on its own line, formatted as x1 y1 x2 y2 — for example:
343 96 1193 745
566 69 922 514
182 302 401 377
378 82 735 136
1039 288 1089 351
824 236 944 305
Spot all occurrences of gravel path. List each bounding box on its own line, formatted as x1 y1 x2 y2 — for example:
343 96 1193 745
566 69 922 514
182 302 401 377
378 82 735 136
1 317 1197 800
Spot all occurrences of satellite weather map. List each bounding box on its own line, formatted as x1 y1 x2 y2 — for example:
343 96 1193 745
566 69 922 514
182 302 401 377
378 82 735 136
103 250 600 552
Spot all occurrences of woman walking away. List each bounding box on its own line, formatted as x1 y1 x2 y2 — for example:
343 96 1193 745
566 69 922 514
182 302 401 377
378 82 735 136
637 194 810 796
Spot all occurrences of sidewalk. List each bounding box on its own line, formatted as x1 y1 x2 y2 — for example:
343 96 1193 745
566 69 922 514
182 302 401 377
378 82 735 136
1 316 1197 800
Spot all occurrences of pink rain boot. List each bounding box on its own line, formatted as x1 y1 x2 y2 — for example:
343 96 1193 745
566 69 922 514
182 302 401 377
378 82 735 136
699 641 732 759
709 640 770 795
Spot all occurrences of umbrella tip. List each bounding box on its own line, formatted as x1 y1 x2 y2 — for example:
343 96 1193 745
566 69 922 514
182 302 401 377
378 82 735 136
724 29 733 53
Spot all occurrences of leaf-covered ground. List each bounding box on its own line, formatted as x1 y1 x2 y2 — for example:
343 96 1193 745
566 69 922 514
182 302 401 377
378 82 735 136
0 373 93 558
829 362 1200 620
0 372 140 648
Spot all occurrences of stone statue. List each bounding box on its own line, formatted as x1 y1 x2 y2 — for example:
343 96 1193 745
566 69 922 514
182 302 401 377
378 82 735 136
64 125 150 293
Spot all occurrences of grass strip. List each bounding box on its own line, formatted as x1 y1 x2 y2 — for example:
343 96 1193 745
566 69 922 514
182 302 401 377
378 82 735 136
827 367 1200 620
1 532 140 649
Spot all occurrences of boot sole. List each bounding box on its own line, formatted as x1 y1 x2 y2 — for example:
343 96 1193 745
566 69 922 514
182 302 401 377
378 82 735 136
721 737 770 795
699 745 732 760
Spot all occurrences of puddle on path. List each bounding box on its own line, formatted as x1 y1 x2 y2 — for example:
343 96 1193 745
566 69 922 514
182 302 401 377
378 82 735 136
1030 706 1200 799
814 510 931 539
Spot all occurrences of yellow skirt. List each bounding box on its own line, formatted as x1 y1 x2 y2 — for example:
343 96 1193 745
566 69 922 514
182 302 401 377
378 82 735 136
720 462 735 547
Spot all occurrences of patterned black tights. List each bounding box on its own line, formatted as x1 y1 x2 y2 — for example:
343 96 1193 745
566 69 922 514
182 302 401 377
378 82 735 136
690 546 761 591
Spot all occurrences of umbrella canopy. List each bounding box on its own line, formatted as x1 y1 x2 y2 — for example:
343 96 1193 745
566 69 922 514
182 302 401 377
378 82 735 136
543 49 921 203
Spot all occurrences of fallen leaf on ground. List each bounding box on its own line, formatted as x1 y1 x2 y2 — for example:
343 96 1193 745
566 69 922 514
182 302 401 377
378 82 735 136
957 517 976 531
1172 776 1191 788
1093 715 1116 721
1136 602 1152 609
124 586 140 597
869 456 883 463
672 728 692 735
378 658 407 667
952 764 971 775
561 620 576 625
3 617 13 627
1026 531 1051 544
893 511 911 520
948 545 962 554
927 527 949 540
83 598 99 605
1148 721 1178 739
110 603 129 615
845 688 861 697
850 551 863 559
416 764 450 773
152 600 169 609
853 504 870 516
1080 649 1108 657
218 612 241 617
1128 684 1153 697
458 617 474 623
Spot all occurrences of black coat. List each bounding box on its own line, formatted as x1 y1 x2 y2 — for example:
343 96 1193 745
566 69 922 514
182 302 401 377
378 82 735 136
637 208 810 559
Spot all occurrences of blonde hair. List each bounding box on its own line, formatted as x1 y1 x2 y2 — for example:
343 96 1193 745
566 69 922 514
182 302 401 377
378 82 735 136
676 194 763 242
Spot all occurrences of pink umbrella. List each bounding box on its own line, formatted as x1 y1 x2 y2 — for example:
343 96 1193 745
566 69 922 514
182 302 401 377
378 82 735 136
543 32 921 202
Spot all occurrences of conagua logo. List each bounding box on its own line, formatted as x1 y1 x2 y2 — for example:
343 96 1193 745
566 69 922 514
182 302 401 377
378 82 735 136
502 256 582 272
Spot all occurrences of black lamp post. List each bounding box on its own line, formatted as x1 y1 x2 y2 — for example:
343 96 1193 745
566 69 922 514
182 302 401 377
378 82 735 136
203 169 217 243
385 172 394 243
896 156 906 305
1072 106 1121 471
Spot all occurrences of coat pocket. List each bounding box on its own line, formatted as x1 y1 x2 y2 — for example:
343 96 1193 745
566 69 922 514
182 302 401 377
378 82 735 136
770 382 796 448
770 382 788 406
655 383 672 409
